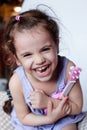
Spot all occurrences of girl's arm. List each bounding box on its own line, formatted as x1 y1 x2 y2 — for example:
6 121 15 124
67 79 83 115
65 61 83 115
19 96 71 126
9 73 71 126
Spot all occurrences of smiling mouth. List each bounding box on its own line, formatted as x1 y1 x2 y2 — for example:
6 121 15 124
36 65 49 73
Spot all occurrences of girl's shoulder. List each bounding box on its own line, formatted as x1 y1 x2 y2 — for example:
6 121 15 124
9 72 22 95
9 72 21 85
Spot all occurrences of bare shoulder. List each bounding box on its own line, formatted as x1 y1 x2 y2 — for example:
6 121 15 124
9 72 23 98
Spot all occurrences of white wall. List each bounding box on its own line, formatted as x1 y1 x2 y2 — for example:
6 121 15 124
21 0 87 111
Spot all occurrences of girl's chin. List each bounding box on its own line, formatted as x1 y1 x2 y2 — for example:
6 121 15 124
34 73 52 82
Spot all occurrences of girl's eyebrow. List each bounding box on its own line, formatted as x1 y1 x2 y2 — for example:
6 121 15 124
41 43 52 48
41 44 51 48
20 51 32 56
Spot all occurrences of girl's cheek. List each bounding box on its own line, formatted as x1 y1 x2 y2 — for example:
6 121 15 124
24 60 32 68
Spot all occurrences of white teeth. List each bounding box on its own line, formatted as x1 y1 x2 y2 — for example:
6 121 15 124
36 66 48 72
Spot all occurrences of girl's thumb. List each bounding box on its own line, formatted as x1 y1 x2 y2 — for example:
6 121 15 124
47 101 53 113
60 96 68 105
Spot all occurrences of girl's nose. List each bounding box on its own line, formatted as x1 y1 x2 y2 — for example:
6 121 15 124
34 54 45 65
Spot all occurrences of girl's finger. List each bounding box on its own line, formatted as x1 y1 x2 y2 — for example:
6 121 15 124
60 96 68 106
47 101 53 114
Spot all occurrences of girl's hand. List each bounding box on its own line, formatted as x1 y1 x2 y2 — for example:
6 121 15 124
46 96 72 124
29 90 50 109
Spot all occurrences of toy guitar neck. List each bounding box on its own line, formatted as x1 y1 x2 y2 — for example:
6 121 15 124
51 66 82 99
62 81 75 96
61 66 82 97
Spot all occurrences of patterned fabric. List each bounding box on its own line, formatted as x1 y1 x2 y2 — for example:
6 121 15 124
0 91 87 130
78 112 87 130
0 92 15 130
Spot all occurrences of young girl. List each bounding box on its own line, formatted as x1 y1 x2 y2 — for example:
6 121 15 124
3 9 85 130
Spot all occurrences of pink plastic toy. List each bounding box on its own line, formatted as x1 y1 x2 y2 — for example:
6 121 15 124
44 66 82 114
52 66 82 99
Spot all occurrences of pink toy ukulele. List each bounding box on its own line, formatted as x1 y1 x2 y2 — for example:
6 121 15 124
52 66 82 99
44 66 82 114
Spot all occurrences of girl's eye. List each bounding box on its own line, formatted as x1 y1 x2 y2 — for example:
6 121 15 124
24 53 31 57
42 47 50 52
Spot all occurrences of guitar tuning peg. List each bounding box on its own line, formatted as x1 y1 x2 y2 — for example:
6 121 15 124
78 70 81 73
74 70 77 74
70 66 74 70
76 76 79 79
72 76 75 79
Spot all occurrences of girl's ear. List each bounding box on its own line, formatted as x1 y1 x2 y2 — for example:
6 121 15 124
14 55 21 66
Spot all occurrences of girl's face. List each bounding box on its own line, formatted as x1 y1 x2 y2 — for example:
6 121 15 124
14 26 58 82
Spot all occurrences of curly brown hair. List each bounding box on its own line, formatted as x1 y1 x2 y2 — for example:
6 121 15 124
2 9 60 73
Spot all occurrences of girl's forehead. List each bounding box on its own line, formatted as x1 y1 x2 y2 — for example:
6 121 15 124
14 26 51 41
14 27 53 49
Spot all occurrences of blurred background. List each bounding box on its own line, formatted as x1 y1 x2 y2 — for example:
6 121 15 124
0 0 24 90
